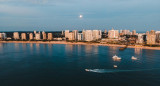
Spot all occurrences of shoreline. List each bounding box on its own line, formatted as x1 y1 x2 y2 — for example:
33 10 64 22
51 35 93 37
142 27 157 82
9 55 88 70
0 41 160 50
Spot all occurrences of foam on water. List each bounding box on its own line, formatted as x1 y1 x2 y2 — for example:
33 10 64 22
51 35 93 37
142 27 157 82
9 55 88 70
85 68 160 73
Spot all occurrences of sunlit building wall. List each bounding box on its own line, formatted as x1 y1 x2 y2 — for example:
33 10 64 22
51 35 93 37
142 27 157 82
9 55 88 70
132 30 137 35
65 30 70 39
0 33 7 39
84 30 93 41
13 32 20 40
21 33 27 40
29 33 34 40
92 30 102 40
78 33 83 41
147 30 156 44
136 34 144 44
122 30 130 35
42 31 47 40
48 33 53 40
108 29 119 39
35 33 41 40
72 30 78 41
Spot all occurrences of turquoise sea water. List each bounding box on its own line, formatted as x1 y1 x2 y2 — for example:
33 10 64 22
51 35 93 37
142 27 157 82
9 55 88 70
0 43 160 86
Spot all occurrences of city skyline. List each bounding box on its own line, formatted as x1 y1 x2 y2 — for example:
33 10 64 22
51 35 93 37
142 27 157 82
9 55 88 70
1 1 160 86
0 0 160 31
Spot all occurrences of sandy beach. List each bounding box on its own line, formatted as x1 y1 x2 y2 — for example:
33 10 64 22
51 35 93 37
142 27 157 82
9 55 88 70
0 41 160 50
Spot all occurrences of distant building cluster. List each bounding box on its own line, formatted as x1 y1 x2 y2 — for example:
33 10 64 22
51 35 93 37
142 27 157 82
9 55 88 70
1 29 160 46
101 29 160 45
65 30 102 41
11 31 63 41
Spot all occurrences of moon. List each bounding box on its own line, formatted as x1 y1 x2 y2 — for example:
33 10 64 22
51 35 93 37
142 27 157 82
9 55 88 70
79 14 83 18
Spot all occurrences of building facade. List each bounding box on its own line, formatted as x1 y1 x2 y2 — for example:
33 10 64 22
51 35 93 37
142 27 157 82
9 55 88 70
108 29 119 39
132 30 137 35
35 32 41 40
156 31 160 43
42 31 47 40
48 33 53 40
72 30 78 41
78 33 83 41
92 30 102 41
65 30 70 39
136 34 144 44
0 33 7 39
13 32 20 40
84 30 93 41
121 30 130 35
147 30 156 45
29 33 34 40
21 33 27 40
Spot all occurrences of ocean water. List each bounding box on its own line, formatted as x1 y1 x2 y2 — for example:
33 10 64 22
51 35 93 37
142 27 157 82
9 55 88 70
0 43 160 86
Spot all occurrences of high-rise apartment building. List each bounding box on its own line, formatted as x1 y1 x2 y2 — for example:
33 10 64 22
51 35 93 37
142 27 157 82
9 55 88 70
0 33 7 39
72 30 78 41
48 33 53 40
65 30 70 39
132 30 136 35
84 30 93 41
156 31 160 43
122 30 130 35
108 29 119 39
65 30 79 41
78 33 83 41
92 30 102 40
35 32 41 40
21 33 27 40
34 30 37 34
42 31 47 40
13 32 20 40
136 34 144 44
29 33 34 40
68 32 74 40
147 30 156 45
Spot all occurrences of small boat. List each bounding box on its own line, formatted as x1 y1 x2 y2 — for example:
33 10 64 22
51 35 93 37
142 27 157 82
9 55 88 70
112 55 121 60
113 65 118 68
131 56 137 60
85 69 90 72
119 45 128 51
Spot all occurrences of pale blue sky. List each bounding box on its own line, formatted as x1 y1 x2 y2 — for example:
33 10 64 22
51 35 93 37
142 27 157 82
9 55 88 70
0 0 160 31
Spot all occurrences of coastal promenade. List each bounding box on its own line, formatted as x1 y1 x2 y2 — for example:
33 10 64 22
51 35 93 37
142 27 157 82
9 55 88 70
0 41 160 50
